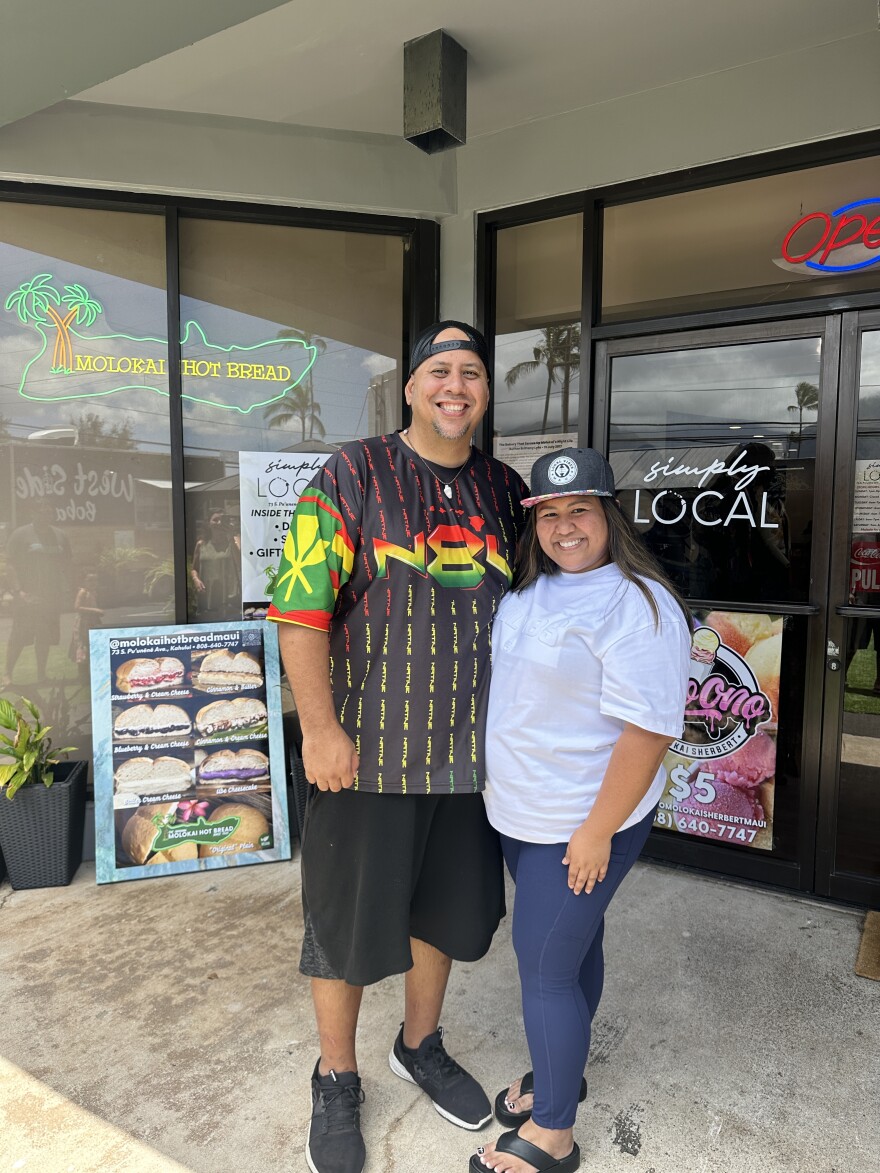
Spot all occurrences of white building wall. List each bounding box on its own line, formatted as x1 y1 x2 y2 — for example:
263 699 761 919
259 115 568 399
0 31 877 322
443 31 880 316
0 102 456 218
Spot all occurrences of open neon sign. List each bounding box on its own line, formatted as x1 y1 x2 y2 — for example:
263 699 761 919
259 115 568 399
781 198 880 274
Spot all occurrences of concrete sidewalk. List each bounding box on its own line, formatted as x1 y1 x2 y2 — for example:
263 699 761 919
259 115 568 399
1 856 877 1173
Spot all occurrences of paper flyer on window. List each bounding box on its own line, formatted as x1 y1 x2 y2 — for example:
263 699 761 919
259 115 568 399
493 433 578 484
90 621 289 883
852 459 880 533
238 452 330 619
654 610 781 851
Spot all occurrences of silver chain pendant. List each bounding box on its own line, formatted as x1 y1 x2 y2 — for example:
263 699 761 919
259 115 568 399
402 429 467 501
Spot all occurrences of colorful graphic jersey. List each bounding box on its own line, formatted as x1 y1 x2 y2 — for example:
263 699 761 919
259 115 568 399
268 433 527 794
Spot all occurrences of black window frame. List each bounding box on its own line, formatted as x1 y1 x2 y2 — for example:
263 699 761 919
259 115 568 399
0 181 440 622
478 130 880 449
477 131 880 904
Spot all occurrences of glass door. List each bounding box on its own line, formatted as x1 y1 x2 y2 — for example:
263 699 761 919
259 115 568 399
818 312 880 906
595 319 841 893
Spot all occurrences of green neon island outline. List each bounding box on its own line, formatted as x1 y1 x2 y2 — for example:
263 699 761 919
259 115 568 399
6 275 317 415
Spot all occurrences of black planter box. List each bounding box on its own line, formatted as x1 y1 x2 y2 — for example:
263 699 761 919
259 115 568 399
0 761 87 890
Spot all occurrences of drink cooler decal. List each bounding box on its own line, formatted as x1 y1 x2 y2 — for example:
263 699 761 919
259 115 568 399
90 621 290 883
655 610 780 852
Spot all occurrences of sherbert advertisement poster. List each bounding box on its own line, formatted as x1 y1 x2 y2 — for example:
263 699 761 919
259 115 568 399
655 610 781 852
89 621 290 883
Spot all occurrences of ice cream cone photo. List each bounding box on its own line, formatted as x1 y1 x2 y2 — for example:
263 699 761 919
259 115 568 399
689 626 721 683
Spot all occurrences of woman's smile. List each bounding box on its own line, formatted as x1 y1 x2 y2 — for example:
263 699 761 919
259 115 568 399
535 495 611 574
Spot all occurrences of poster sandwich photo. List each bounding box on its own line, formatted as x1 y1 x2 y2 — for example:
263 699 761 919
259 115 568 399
90 621 290 883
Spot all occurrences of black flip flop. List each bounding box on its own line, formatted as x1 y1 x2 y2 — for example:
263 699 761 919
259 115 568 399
469 1128 581 1172
493 1071 587 1127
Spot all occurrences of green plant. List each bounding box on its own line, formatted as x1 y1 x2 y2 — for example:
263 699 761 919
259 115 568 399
0 696 76 800
262 564 279 596
144 557 199 615
99 546 158 571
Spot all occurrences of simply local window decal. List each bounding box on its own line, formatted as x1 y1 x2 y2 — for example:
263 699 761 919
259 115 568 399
5 273 316 414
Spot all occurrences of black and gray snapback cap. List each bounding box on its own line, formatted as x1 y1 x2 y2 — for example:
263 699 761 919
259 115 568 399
522 447 616 507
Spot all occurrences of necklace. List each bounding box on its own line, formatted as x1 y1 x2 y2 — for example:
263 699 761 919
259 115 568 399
402 429 470 498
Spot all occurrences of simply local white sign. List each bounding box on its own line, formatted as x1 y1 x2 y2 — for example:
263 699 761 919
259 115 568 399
238 452 330 604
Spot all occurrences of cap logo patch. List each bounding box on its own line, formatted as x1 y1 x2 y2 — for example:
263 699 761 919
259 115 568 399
547 456 578 486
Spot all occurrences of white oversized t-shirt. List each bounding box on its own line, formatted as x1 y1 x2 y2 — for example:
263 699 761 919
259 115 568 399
484 562 691 843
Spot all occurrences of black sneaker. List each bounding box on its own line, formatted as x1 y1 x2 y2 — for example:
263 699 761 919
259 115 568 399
306 1060 366 1173
388 1025 492 1130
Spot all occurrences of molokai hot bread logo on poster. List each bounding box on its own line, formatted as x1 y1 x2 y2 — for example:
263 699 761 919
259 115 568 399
4 273 316 415
775 197 880 276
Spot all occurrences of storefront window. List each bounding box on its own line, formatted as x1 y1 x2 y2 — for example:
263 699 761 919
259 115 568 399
0 202 174 765
608 337 822 604
492 214 582 482
602 156 880 322
847 332 880 610
177 218 404 622
840 329 880 878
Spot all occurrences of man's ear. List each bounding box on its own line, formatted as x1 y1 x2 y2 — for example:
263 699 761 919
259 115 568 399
404 376 414 406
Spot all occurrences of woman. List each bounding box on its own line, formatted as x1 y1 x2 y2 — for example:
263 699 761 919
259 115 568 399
70 571 103 680
472 448 691 1173
191 511 241 622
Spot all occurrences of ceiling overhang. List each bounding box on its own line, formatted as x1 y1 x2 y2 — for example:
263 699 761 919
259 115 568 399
0 0 291 129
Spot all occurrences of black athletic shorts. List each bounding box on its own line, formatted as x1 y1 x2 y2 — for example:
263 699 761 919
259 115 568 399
299 788 505 987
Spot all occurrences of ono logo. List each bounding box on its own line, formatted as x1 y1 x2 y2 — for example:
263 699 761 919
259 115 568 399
672 639 772 760
780 198 880 275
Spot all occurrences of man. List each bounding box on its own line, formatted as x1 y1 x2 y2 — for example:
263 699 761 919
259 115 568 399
268 322 527 1173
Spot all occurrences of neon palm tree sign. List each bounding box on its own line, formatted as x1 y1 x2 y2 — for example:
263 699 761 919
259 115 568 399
5 273 317 415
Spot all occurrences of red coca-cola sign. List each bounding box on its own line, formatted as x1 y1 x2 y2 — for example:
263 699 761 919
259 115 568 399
781 198 880 274
850 540 880 594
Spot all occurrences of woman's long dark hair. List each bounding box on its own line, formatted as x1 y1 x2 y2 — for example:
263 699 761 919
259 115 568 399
512 497 691 629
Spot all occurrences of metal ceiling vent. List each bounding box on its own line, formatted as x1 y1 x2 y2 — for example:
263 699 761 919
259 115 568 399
404 29 467 154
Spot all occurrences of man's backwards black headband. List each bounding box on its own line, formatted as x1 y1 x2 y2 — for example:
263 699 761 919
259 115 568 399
408 320 491 383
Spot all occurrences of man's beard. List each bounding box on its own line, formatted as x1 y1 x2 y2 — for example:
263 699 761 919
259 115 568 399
432 416 472 442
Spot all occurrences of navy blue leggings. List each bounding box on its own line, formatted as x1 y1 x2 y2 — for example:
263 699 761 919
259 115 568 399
500 807 656 1129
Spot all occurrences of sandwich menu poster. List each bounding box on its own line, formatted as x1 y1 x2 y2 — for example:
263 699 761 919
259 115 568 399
89 621 291 883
